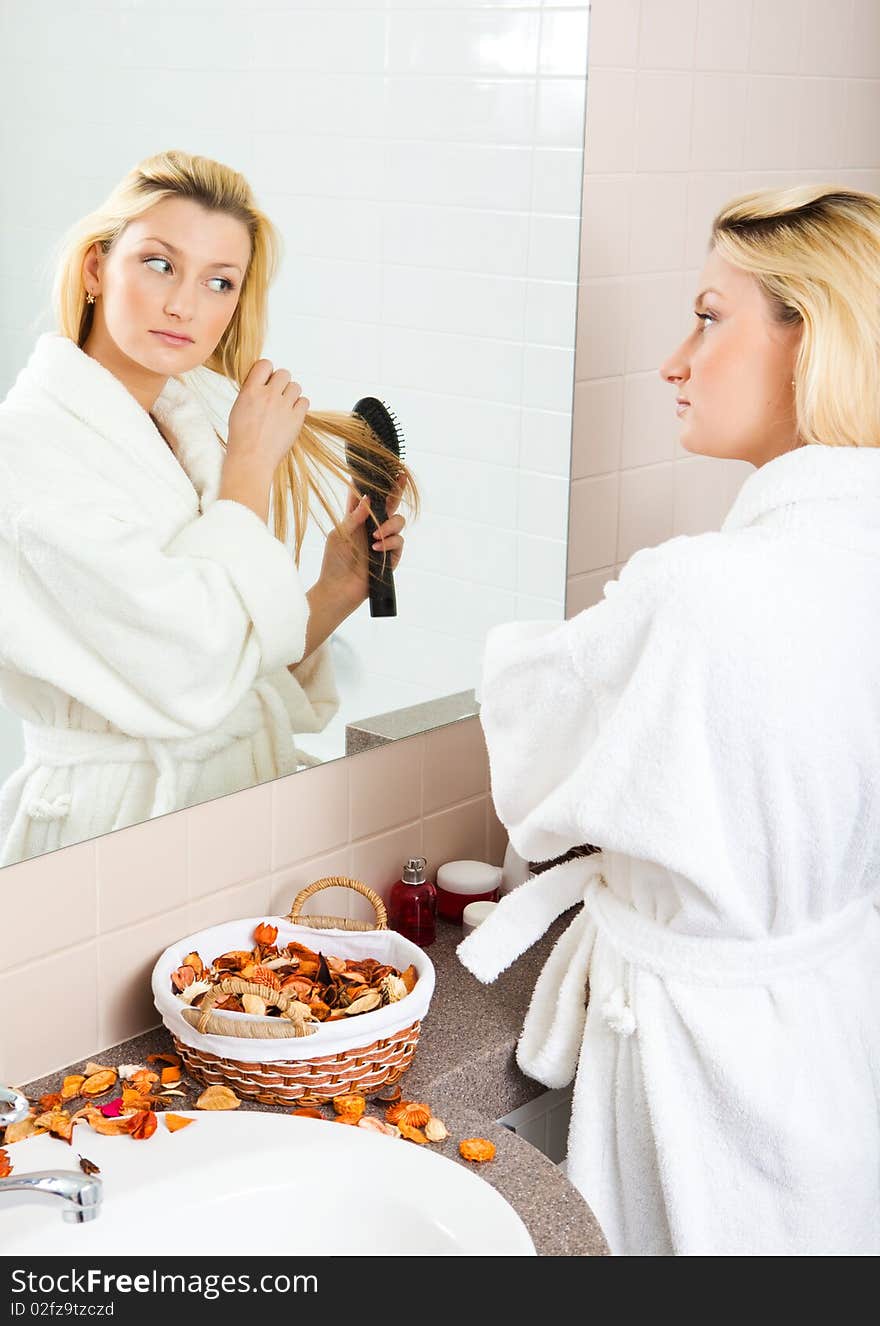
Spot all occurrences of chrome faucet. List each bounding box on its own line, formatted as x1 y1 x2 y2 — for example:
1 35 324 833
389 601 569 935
0 1084 102 1224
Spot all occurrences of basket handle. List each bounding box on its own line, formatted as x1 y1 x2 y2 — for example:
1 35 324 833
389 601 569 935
285 875 388 931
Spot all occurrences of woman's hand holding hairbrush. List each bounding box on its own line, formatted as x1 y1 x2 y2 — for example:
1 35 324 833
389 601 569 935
300 475 408 661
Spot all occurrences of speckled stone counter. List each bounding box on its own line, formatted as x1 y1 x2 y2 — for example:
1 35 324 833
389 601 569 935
18 913 610 1257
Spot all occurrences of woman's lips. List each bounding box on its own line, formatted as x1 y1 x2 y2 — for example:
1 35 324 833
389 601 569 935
676 401 691 417
151 331 193 346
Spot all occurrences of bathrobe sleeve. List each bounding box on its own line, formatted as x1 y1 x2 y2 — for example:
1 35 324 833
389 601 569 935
2 485 318 739
478 538 724 875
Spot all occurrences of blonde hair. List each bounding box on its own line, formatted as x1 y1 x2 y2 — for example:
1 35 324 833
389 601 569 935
709 184 880 451
49 148 420 559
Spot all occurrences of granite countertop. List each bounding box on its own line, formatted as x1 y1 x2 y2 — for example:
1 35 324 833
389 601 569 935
16 912 610 1257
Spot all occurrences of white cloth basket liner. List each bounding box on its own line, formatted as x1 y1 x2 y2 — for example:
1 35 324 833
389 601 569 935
152 915 436 1063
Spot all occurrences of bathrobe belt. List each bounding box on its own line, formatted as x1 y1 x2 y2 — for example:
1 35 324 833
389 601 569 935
18 678 297 822
457 854 878 1087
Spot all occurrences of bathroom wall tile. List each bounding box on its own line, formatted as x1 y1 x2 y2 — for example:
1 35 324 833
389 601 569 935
255 134 386 203
533 148 587 216
381 325 522 405
639 0 700 71
517 532 570 601
795 79 850 171
423 716 489 815
349 735 424 841
628 175 689 273
187 782 273 899
275 255 382 322
743 77 801 171
411 451 518 524
566 566 619 617
521 408 576 478
273 759 349 871
625 273 686 375
96 905 193 1053
684 173 745 268
283 314 381 382
617 463 676 563
384 141 532 211
381 386 520 468
844 80 880 170
381 204 530 277
517 470 570 538
487 798 509 868
0 840 96 974
97 814 187 935
529 216 583 281
422 798 488 878
187 876 273 935
541 9 591 77
695 0 753 71
622 371 680 469
586 0 640 69
404 511 518 591
388 10 540 77
748 0 803 74
580 176 633 278
576 279 628 379
568 473 619 576
402 569 516 639
673 456 739 535
350 824 424 912
382 266 526 341
690 73 748 172
0 942 98 1087
799 0 854 77
583 70 637 173
254 72 385 139
636 72 693 173
385 78 535 145
570 377 624 478
850 0 880 79
253 10 386 73
269 848 354 926
537 79 589 148
515 591 566 619
267 196 382 263
525 280 578 348
522 345 576 413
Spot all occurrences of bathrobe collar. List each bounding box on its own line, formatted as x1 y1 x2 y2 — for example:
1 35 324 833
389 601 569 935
722 441 880 534
24 332 225 512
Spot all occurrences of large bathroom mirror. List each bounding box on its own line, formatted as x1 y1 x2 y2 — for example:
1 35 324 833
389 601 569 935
0 1 590 867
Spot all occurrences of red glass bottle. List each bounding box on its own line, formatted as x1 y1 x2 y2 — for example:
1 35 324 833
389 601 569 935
388 856 437 948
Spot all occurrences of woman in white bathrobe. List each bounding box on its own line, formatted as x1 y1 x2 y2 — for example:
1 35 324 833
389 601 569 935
459 184 880 1256
0 149 416 867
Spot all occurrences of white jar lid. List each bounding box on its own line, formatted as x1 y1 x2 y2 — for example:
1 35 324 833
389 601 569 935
436 859 502 896
462 900 498 936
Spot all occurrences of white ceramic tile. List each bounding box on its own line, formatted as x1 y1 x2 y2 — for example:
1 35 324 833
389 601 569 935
514 590 566 618
528 215 582 280
381 325 523 405
523 345 576 412
525 279 578 347
516 532 569 599
520 407 575 478
117 8 256 70
382 203 530 276
532 148 586 216
384 141 533 210
281 315 381 382
384 78 536 144
388 10 540 77
639 0 700 70
276 254 382 321
517 469 570 539
382 265 526 340
252 10 387 73
255 132 385 201
266 194 382 263
540 9 591 77
536 79 589 148
403 512 519 591
377 386 521 468
400 568 517 639
254 71 385 138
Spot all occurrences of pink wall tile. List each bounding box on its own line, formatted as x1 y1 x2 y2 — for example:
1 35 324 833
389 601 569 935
187 875 273 935
568 473 619 576
423 717 488 814
272 757 349 869
422 798 488 877
269 848 355 924
97 812 187 934
617 463 676 563
566 567 618 618
0 839 96 974
349 824 423 913
571 378 624 478
96 904 193 1052
0 943 98 1086
587 0 640 68
186 781 273 899
348 734 424 840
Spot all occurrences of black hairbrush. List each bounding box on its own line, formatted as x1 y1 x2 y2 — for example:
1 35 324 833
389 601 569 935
347 397 406 618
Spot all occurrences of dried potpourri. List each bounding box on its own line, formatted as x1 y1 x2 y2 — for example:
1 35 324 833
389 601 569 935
170 922 418 1033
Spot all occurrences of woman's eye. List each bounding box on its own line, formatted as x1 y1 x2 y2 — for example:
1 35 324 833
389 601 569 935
143 256 234 293
694 311 715 329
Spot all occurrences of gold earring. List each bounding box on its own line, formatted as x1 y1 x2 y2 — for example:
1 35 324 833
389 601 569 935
86 291 95 304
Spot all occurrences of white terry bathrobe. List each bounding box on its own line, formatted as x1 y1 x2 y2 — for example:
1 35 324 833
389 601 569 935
458 442 880 1256
0 332 339 866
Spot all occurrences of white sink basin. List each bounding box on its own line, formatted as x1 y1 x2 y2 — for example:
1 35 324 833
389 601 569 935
0 1111 536 1256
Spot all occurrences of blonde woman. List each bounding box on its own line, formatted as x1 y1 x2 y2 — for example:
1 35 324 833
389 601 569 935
459 185 880 1255
0 150 418 866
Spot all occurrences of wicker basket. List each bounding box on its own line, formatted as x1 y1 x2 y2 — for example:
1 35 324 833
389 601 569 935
151 876 435 1106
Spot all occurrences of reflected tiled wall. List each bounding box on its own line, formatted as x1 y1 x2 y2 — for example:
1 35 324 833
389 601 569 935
567 0 880 617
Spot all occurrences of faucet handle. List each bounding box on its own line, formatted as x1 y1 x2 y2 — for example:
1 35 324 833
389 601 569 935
0 1085 31 1127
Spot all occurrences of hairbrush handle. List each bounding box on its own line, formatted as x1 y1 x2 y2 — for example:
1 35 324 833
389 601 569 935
367 492 397 617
